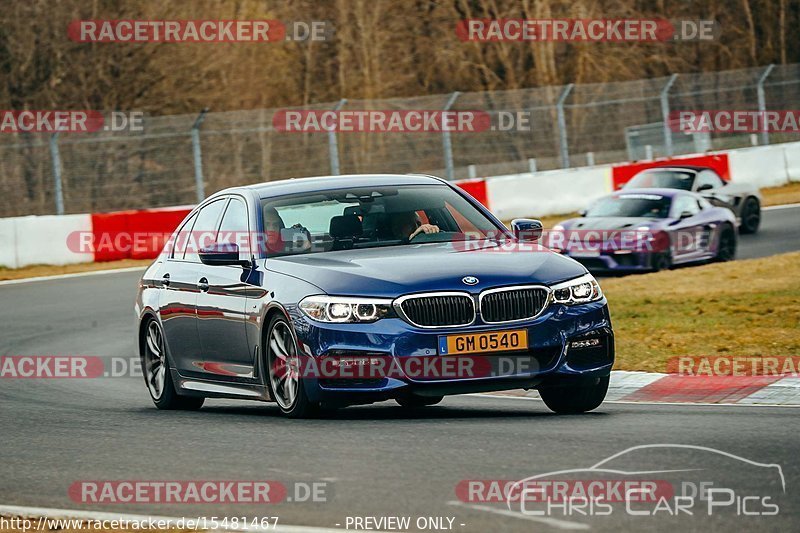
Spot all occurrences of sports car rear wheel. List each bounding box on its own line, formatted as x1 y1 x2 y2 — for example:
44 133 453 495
539 375 609 414
265 314 320 418
141 318 204 410
740 197 760 234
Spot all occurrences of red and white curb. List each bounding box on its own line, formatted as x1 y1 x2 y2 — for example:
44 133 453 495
488 370 800 406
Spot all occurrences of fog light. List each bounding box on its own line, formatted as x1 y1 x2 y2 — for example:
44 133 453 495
570 338 601 349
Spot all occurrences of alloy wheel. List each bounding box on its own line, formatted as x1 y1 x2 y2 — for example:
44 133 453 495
144 320 167 400
268 320 300 410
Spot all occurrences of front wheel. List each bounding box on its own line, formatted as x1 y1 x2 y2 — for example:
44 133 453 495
716 225 736 262
538 375 609 414
651 251 672 272
140 318 204 410
265 314 320 418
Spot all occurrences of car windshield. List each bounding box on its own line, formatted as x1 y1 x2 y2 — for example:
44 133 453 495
585 194 672 218
260 184 506 256
626 170 695 190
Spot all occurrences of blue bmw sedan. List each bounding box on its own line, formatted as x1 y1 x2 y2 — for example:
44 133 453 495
135 174 614 417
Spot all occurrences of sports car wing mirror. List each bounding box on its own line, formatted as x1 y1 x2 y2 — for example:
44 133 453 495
679 211 694 220
511 219 543 242
696 184 713 192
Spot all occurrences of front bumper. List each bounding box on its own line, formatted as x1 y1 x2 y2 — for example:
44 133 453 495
289 299 614 405
564 251 660 273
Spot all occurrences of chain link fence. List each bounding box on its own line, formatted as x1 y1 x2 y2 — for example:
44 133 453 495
1 63 799 217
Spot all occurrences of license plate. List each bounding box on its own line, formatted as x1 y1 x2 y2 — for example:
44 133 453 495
570 250 601 258
439 329 528 355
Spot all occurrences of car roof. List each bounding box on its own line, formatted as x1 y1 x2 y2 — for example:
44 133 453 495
637 165 709 174
224 174 447 199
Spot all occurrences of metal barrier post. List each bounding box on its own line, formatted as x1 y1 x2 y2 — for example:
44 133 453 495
443 91 461 181
556 84 573 168
191 108 209 203
328 99 347 175
757 64 775 146
49 133 64 215
660 74 678 156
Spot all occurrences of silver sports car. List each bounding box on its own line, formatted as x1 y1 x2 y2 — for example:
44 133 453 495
622 165 762 234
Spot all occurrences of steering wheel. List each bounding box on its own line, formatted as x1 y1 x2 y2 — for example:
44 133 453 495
409 231 456 243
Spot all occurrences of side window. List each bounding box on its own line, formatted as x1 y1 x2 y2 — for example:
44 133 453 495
170 212 197 259
184 199 226 262
217 198 249 259
695 170 724 191
674 195 700 217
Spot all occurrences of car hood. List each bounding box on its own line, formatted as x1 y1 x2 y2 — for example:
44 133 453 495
265 242 586 297
558 217 669 230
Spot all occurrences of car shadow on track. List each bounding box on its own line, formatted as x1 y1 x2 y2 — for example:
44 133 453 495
189 401 611 422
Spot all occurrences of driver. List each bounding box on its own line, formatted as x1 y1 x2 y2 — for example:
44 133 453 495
263 206 312 253
389 211 439 241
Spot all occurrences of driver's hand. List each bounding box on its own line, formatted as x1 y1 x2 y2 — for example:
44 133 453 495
291 223 312 251
409 224 440 240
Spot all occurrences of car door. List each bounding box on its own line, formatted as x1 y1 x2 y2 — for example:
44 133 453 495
669 194 706 263
195 196 255 379
161 198 226 376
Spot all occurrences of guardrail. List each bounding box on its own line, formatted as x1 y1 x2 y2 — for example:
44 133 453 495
1 141 799 269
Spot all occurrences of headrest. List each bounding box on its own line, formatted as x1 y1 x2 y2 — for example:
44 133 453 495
329 215 363 239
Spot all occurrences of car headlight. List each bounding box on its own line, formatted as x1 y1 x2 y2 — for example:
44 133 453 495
299 295 395 323
550 274 603 305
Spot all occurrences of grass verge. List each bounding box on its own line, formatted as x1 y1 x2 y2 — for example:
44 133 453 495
0 259 150 281
604 251 800 372
762 181 800 206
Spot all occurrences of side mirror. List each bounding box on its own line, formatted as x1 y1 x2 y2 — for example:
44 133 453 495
577 208 587 217
679 211 694 220
199 243 250 267
511 218 543 242
696 183 713 192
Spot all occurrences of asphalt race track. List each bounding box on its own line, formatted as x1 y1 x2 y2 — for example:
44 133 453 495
737 204 800 260
1 205 798 532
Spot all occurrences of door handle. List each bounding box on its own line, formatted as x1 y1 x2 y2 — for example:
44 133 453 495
161 273 170 287
198 277 210 292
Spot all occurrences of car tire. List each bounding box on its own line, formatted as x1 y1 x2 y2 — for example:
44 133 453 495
264 314 320 419
715 224 736 262
141 317 204 411
538 375 609 414
396 395 444 408
651 251 672 272
739 197 761 234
